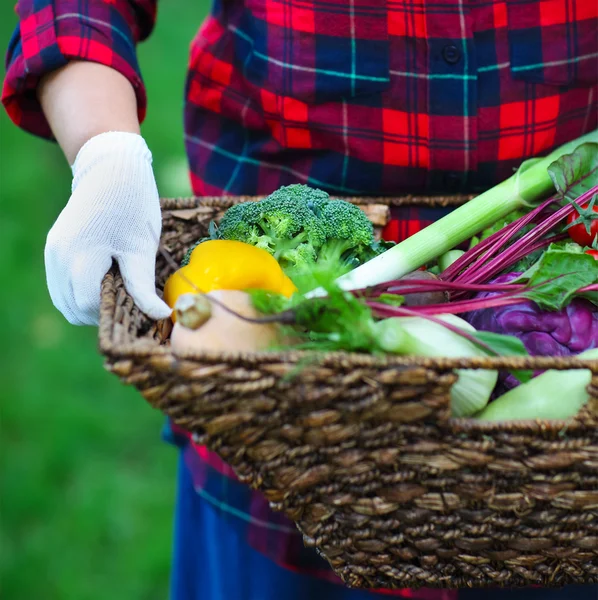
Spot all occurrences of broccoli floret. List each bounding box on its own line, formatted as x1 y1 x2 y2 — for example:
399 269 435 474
203 185 388 281
316 200 376 268
217 185 327 267
279 243 318 269
270 184 330 212
217 202 262 242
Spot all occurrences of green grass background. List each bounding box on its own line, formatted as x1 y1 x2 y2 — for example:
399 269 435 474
1 2 210 598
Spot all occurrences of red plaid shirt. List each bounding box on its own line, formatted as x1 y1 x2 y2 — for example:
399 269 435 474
3 0 597 597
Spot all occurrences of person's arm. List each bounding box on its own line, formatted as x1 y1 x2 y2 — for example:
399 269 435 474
38 61 141 164
2 1 169 325
2 1 157 140
36 60 170 325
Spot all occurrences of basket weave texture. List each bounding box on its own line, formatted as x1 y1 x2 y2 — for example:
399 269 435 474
99 196 598 590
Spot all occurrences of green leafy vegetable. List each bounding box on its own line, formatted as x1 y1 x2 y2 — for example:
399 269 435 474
547 142 598 201
517 243 598 310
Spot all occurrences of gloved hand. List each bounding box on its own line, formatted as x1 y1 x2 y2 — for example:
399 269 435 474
44 131 172 325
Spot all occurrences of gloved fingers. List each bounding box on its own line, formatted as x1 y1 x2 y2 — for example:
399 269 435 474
117 253 172 321
68 249 114 326
44 233 89 326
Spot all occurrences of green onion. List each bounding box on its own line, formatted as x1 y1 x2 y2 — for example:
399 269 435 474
306 130 598 297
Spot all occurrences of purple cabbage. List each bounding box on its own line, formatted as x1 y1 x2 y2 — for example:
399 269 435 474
465 272 598 390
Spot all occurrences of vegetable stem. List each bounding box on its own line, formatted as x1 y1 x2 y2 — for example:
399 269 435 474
440 197 556 281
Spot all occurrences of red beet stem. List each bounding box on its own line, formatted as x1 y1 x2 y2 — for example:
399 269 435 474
450 232 568 300
454 186 598 287
359 279 524 297
440 197 557 281
367 291 526 317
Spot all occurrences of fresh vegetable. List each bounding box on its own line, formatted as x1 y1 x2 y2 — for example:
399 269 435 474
170 290 283 354
514 242 598 310
474 348 598 421
465 272 598 390
201 185 389 277
565 196 598 246
437 141 598 312
216 186 327 267
305 132 597 296
587 249 598 260
163 240 297 320
373 315 498 417
315 199 380 269
466 273 598 357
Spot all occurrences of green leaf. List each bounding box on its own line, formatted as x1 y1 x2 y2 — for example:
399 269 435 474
517 243 598 310
248 290 291 315
472 331 529 357
547 142 598 200
471 331 533 384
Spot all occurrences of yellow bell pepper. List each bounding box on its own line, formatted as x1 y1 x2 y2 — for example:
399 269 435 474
163 240 297 318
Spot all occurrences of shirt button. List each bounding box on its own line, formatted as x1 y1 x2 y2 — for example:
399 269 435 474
442 44 461 65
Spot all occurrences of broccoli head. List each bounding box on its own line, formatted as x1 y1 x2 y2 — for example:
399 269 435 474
187 184 393 280
217 185 327 268
316 200 376 268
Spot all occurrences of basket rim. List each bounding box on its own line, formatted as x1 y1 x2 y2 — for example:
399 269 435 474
159 194 477 211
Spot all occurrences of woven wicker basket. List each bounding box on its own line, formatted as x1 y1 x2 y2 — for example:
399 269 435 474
99 196 598 590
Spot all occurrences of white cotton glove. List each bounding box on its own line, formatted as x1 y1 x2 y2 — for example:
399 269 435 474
44 131 172 326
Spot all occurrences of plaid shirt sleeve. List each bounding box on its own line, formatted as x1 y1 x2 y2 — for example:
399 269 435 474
2 0 157 139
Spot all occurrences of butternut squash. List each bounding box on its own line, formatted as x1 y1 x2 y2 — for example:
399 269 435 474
170 290 282 355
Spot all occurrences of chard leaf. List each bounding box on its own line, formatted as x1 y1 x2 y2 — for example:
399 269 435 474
517 243 598 310
547 142 598 201
471 331 533 384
